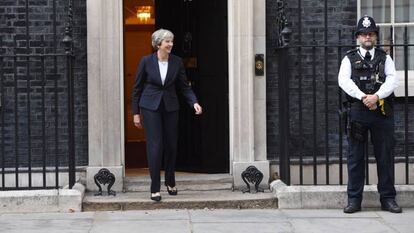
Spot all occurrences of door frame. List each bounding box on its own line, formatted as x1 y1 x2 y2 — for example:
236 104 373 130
85 0 269 191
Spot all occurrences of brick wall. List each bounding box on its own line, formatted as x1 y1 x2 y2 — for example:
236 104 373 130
0 0 87 167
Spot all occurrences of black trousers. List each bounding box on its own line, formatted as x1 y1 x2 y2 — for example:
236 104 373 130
141 100 179 193
347 107 396 204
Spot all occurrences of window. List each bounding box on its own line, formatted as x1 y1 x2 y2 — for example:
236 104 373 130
358 0 414 96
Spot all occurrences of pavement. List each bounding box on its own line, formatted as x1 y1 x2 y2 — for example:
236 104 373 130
1 208 413 233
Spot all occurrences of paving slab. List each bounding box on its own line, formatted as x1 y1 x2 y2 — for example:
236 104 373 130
375 209 414 233
189 209 287 223
191 222 292 233
90 220 191 233
0 218 93 233
0 209 413 233
289 218 397 233
280 209 379 218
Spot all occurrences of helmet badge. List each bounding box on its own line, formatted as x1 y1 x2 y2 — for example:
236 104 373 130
362 17 371 28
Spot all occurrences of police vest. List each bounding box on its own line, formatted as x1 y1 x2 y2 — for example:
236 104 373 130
346 48 387 102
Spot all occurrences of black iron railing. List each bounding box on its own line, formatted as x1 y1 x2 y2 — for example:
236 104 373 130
0 0 75 190
275 0 414 186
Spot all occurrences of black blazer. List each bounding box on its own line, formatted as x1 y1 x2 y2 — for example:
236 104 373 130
132 53 198 114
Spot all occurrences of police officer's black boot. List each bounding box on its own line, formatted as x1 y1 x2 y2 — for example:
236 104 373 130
343 201 361 214
380 199 402 213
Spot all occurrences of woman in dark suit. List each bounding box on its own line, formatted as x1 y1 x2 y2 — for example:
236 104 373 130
132 29 202 201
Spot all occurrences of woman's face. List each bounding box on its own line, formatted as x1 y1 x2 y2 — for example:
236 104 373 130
158 38 173 53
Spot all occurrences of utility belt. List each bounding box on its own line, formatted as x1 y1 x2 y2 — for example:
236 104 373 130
340 97 394 142
346 95 394 116
349 101 369 110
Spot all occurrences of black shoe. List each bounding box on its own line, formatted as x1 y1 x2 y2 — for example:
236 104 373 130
150 192 162 202
343 203 361 214
167 186 178 196
381 199 402 213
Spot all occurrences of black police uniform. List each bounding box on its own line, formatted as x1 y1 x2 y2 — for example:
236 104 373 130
340 15 401 213
345 48 396 205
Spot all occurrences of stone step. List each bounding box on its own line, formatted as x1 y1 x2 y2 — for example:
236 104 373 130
123 174 234 192
82 189 277 211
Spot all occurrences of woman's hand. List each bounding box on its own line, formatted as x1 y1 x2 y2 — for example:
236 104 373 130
133 114 142 128
193 103 203 115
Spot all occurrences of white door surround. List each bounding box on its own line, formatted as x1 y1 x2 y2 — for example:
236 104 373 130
85 0 268 191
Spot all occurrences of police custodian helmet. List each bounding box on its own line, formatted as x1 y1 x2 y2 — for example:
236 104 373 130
355 15 378 37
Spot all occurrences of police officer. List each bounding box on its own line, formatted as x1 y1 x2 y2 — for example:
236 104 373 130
338 15 401 213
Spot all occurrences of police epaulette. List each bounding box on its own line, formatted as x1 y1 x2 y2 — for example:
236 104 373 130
346 48 358 55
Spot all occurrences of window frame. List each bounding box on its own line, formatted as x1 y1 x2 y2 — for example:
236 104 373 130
357 0 414 97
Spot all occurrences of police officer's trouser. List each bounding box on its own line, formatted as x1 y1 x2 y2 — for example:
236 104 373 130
347 104 396 204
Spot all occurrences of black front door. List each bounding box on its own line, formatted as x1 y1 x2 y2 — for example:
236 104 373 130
155 0 229 173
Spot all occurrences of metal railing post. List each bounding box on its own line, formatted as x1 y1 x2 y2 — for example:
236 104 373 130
63 0 76 189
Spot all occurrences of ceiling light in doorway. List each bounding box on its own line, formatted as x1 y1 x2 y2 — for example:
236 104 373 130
136 6 152 22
